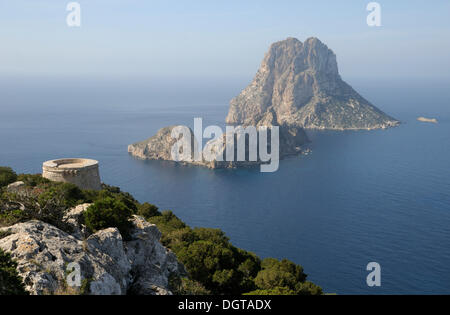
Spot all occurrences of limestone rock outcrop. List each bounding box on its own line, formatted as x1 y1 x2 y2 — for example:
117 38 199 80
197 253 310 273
127 126 190 161
226 37 399 130
0 206 184 295
128 124 306 169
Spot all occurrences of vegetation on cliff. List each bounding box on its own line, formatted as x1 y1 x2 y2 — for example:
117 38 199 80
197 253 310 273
84 197 134 239
0 167 322 295
0 167 17 188
0 249 28 295
145 210 321 295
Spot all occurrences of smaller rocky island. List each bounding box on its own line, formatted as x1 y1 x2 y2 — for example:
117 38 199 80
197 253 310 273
128 124 308 171
417 117 438 124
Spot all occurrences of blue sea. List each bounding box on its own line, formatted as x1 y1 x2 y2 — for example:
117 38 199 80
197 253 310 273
1 76 449 294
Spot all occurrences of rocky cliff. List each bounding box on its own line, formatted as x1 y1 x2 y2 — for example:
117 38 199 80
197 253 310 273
128 124 308 170
226 37 399 130
0 203 184 295
128 126 189 161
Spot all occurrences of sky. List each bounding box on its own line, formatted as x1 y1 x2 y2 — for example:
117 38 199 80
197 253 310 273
0 0 449 80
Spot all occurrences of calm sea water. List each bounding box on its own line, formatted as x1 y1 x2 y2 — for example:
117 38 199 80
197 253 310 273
1 77 449 294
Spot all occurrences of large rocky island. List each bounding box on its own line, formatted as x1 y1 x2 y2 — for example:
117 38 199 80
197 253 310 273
128 37 399 168
226 37 399 130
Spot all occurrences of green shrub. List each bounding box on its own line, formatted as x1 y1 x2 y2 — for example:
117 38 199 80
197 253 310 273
253 258 322 295
82 185 138 214
149 212 261 295
160 227 195 252
137 202 161 220
254 258 305 291
0 209 26 228
0 249 28 295
37 183 84 208
16 174 50 187
192 228 230 247
244 287 296 295
295 281 323 295
149 211 187 236
176 240 235 291
147 210 322 295
84 197 134 238
169 275 211 295
0 178 136 232
1 177 84 229
0 167 17 188
0 182 74 231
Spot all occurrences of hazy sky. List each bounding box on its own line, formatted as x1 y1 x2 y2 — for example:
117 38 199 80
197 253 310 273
1 0 449 79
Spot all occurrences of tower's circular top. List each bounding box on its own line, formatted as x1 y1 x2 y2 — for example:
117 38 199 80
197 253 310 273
43 158 99 170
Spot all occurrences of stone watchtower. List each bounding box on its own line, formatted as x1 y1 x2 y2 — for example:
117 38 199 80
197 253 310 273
42 158 102 191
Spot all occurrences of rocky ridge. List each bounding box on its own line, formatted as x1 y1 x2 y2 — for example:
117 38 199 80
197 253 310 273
0 203 184 295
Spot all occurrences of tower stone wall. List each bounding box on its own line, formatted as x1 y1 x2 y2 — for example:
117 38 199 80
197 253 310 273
42 158 102 191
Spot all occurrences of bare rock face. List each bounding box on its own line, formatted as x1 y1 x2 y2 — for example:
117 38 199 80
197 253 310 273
128 126 178 161
128 126 197 162
0 209 184 295
62 203 91 239
125 216 183 295
128 124 306 169
6 181 25 191
226 37 399 130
